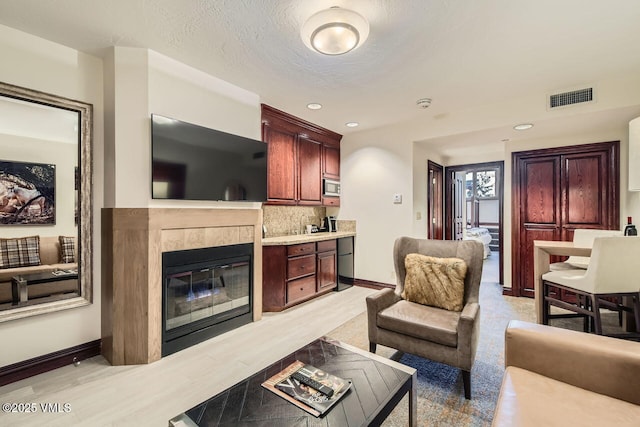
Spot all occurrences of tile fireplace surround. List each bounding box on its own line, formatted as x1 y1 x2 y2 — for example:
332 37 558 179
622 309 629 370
101 208 263 366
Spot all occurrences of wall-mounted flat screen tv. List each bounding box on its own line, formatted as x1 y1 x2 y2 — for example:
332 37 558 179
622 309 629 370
151 114 267 202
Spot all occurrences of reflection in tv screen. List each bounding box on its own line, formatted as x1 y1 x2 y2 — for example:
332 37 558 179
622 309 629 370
151 114 267 202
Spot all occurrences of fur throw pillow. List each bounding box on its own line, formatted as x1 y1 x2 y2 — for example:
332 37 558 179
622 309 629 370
401 253 467 311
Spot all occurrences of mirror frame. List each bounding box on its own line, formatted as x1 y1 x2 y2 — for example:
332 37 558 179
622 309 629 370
0 81 93 322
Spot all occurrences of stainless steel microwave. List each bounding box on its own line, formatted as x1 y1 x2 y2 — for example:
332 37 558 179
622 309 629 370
323 178 340 197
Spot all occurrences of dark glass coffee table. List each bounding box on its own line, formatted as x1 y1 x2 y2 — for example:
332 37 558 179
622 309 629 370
169 337 417 426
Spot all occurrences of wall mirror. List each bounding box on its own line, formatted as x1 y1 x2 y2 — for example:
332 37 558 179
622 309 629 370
0 81 92 322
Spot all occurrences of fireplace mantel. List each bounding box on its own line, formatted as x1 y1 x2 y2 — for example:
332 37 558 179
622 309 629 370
101 208 263 365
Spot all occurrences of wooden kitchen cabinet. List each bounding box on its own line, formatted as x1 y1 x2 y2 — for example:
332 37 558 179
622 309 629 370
286 276 316 305
262 104 341 206
316 239 337 291
263 125 297 203
262 239 338 312
321 141 341 206
297 136 322 205
322 196 340 207
287 254 316 280
322 142 340 179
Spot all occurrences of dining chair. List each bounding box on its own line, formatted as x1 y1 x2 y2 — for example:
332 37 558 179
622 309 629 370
549 228 623 271
542 236 640 337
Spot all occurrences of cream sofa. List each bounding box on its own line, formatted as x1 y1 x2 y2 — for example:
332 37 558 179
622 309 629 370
492 320 640 426
0 236 78 304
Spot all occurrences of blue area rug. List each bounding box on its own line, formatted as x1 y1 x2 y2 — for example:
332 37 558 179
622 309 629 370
327 276 622 425
328 278 529 426
394 353 503 426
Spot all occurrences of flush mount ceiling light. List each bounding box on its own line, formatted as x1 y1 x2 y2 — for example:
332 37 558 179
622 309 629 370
307 102 322 110
514 123 534 131
301 7 370 55
345 122 359 128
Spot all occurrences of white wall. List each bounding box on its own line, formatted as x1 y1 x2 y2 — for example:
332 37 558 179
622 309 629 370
340 126 421 285
104 47 263 209
108 47 149 209
445 148 505 168
342 76 640 287
412 144 444 238
0 24 104 366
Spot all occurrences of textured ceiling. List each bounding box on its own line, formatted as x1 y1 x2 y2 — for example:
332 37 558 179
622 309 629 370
1 0 639 152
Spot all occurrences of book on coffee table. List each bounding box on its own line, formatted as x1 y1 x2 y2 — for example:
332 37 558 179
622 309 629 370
262 360 351 417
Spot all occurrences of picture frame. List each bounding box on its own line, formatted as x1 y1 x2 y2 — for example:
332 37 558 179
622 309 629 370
0 159 55 225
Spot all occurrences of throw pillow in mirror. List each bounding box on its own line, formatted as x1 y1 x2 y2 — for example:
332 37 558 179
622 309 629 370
59 235 76 263
0 236 41 269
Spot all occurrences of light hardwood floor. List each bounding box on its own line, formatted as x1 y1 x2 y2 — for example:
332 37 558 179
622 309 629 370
0 254 501 426
0 286 378 426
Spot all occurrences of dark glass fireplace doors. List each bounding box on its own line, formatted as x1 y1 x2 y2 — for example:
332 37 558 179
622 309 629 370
162 243 253 356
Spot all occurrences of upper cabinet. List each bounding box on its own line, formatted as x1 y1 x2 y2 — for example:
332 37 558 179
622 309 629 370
297 136 323 204
322 142 340 179
630 117 640 191
261 105 342 206
321 140 341 206
262 124 297 203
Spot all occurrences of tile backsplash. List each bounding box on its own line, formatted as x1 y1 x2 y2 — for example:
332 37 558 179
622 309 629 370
337 220 356 232
262 206 326 237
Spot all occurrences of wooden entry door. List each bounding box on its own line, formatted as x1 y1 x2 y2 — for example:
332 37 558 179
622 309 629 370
512 141 619 297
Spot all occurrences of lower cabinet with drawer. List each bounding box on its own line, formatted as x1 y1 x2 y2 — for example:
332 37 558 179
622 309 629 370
262 239 338 312
287 275 316 304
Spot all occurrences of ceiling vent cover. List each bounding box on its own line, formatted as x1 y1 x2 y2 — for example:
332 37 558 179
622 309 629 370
549 88 593 108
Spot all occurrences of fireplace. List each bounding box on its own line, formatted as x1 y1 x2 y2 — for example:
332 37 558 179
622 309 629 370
162 243 253 356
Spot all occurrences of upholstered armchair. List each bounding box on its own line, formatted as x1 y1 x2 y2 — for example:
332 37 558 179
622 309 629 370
366 237 484 399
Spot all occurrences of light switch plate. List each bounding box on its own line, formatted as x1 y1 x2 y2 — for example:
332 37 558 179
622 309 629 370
393 193 402 204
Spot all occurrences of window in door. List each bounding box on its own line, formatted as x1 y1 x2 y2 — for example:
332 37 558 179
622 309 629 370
465 169 499 228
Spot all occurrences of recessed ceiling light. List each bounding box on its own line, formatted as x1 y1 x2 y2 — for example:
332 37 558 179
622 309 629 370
307 103 322 110
513 123 533 131
345 122 359 128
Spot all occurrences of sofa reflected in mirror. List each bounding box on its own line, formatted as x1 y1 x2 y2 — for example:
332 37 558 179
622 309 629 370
0 236 79 309
0 81 93 322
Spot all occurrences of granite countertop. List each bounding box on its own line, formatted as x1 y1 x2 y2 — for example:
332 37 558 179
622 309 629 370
262 231 356 246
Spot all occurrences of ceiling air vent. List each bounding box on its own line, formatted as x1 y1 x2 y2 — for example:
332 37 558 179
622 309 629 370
549 88 593 108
